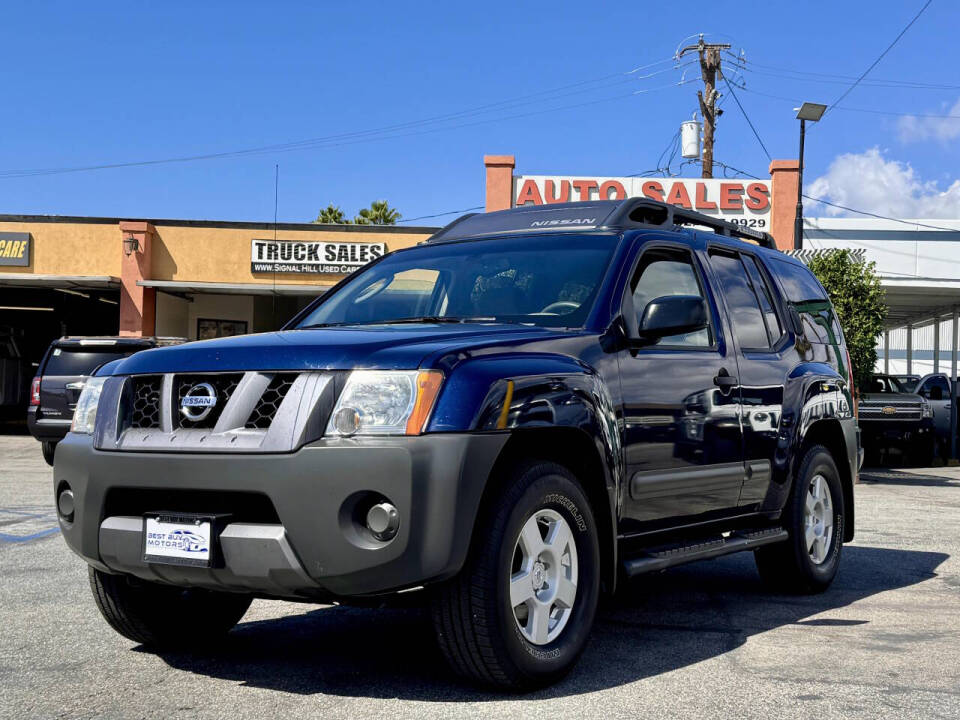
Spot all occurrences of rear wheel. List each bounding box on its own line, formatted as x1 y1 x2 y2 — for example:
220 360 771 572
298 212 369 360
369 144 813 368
88 567 252 647
41 441 56 466
431 460 600 689
755 445 844 593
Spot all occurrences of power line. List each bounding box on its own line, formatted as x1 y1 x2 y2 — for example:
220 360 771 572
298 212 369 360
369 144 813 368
801 195 960 232
720 74 771 161
0 56 688 180
0 79 692 180
725 53 959 90
735 85 960 120
396 205 484 224
660 158 960 234
820 0 934 120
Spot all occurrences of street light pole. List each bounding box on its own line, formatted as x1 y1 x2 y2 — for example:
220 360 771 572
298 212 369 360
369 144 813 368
793 102 827 251
794 118 806 250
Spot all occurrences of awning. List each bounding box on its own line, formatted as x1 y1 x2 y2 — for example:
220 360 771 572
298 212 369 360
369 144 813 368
881 277 960 329
0 273 120 289
138 279 333 296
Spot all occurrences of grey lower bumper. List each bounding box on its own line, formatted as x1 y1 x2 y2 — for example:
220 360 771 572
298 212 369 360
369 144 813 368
55 432 508 598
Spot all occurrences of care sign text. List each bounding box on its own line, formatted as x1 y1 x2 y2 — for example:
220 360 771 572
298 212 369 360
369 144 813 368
514 176 772 229
0 232 31 267
251 239 386 275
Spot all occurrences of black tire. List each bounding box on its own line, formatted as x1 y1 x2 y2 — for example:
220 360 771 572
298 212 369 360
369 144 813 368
88 567 252 647
755 444 844 594
909 436 935 467
41 441 56 466
431 460 601 690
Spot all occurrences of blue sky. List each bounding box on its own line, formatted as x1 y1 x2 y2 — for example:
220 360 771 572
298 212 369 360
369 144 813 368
1 1 957 224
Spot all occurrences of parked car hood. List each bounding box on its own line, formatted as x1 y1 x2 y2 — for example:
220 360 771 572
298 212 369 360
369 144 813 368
110 324 580 375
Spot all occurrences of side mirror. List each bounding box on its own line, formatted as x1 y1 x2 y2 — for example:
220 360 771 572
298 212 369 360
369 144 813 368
637 295 708 341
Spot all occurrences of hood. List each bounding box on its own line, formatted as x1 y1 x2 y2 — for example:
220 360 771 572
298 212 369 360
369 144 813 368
112 323 574 375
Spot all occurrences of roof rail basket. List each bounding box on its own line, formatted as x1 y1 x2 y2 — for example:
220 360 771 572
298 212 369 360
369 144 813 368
608 198 776 249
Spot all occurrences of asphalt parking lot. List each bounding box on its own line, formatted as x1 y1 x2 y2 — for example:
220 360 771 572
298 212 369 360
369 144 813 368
1 436 959 720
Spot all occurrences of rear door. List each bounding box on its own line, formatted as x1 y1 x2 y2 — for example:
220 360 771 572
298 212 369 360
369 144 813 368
704 248 786 510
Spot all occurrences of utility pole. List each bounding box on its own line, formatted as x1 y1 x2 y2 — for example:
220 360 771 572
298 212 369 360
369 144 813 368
678 35 730 179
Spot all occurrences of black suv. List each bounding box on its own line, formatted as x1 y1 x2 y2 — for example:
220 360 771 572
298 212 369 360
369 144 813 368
28 337 164 464
54 200 859 689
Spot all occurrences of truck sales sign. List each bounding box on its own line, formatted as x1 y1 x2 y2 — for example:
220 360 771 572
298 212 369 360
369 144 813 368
514 176 771 229
251 239 386 275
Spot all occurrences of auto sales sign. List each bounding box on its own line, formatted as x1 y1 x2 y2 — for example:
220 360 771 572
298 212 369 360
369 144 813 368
514 176 771 230
251 239 386 275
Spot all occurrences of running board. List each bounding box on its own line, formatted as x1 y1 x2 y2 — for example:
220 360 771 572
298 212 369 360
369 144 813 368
622 527 788 577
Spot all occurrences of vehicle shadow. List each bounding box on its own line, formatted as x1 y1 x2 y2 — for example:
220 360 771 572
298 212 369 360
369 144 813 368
146 545 947 700
860 468 960 487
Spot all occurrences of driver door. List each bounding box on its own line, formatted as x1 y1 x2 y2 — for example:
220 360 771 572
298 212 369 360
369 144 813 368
618 242 744 534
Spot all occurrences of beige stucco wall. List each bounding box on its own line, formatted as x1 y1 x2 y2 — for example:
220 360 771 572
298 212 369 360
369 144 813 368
0 219 431 285
0 221 119 277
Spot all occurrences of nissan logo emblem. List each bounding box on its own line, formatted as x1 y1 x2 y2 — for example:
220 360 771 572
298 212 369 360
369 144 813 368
180 382 218 422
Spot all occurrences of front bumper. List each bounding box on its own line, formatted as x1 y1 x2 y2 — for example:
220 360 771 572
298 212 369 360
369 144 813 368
54 432 507 599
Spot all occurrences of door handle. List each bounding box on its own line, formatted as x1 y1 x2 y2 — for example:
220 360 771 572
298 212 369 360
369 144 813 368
714 368 738 391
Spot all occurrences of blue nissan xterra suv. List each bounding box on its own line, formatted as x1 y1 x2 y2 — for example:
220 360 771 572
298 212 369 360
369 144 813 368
55 198 859 689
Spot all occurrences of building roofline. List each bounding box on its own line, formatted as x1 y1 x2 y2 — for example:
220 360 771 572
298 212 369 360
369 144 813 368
0 213 439 234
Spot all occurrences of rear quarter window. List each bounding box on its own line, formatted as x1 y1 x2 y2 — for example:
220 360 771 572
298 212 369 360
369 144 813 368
765 257 844 345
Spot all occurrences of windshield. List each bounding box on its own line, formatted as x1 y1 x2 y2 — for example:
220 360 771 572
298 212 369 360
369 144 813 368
295 234 617 329
869 375 905 393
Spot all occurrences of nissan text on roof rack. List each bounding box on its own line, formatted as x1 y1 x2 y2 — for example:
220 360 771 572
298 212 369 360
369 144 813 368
55 198 859 690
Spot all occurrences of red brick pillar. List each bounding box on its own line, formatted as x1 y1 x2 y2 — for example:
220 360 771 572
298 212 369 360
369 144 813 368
118 221 156 336
484 155 515 212
769 159 801 252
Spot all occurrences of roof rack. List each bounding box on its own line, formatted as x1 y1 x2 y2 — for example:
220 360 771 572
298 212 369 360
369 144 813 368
427 198 776 249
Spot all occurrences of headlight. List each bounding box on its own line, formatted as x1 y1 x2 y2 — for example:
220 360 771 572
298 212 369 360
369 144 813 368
71 377 107 434
327 370 443 436
922 401 933 418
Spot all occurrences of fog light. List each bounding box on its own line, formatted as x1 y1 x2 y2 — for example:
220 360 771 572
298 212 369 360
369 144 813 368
366 502 399 541
57 487 75 522
332 407 362 436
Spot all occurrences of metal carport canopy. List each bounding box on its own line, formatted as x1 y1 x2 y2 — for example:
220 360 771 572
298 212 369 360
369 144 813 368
138 280 334 296
881 277 960 329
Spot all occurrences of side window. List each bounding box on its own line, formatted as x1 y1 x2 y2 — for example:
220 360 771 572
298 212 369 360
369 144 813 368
742 255 783 345
630 248 713 347
708 250 770 350
921 376 950 400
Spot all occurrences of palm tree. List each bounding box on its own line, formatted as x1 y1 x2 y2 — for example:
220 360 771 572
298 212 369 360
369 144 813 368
314 204 348 224
356 200 401 225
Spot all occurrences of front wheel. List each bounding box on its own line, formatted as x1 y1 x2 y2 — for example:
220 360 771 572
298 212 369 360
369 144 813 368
431 460 601 689
88 567 252 647
755 444 844 593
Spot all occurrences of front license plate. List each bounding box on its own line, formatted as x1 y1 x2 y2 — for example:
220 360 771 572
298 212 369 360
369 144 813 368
143 514 214 567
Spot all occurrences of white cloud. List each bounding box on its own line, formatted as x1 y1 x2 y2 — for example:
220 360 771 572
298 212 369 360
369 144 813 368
897 97 960 143
806 148 960 218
